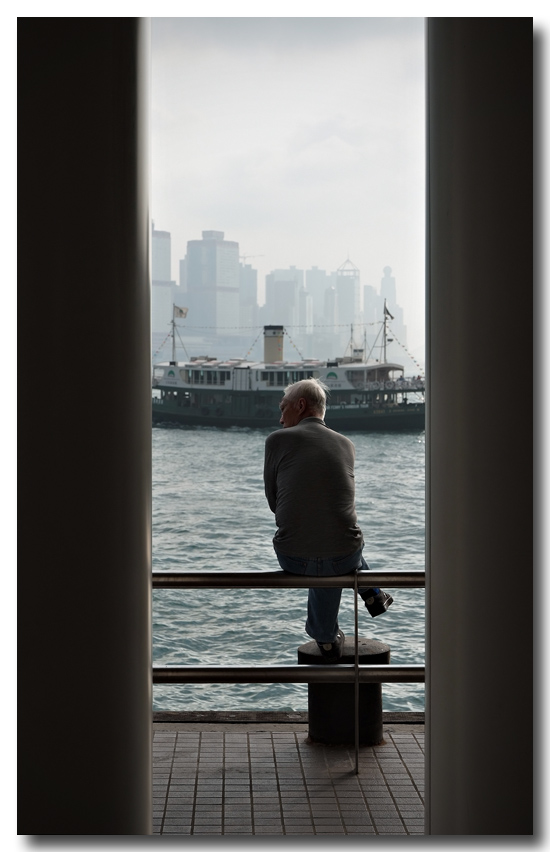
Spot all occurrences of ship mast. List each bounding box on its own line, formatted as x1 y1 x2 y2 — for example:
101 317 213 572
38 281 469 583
171 311 177 362
382 299 394 364
170 304 190 362
383 304 387 363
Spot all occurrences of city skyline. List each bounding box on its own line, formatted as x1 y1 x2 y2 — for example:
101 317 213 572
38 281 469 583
152 223 415 370
152 228 412 342
151 17 426 357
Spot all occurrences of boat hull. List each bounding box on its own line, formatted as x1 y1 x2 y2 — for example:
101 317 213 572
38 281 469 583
152 402 425 432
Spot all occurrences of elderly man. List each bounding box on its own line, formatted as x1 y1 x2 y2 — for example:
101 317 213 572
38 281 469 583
263 378 393 662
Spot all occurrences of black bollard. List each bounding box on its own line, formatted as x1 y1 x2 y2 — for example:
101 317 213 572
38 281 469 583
297 636 390 746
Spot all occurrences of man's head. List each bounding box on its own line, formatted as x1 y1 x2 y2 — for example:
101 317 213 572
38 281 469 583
279 378 328 428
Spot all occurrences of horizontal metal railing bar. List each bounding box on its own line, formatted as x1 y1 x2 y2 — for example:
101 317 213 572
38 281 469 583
152 570 425 589
153 664 425 684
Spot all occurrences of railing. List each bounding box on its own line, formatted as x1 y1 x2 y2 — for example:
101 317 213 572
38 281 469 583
152 569 425 774
344 380 425 392
152 570 424 589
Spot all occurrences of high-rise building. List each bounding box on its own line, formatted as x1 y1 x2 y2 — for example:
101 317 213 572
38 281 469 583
298 286 313 333
363 283 379 322
152 226 171 282
335 259 361 329
186 230 240 335
263 266 303 329
362 267 408 361
151 224 183 335
179 258 187 293
380 266 407 349
305 266 337 323
239 263 258 328
324 285 338 331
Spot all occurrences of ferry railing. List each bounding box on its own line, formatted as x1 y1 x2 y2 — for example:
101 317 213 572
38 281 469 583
152 569 425 774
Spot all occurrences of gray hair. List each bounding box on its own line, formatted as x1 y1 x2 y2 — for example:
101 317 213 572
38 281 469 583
283 378 329 418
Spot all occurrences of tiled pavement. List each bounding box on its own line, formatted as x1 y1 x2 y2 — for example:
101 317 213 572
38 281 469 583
153 721 425 836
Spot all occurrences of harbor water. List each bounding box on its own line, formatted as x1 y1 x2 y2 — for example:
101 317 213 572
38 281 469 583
152 424 425 713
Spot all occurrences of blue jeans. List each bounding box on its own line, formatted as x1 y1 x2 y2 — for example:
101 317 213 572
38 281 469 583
275 547 378 644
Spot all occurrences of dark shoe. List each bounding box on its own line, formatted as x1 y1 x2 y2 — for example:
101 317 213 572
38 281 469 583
364 590 394 617
316 629 345 663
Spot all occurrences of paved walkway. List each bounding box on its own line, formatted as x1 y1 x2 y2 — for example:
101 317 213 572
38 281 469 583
153 719 424 836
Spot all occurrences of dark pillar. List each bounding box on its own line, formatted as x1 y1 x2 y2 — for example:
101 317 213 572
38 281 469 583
18 19 152 833
426 18 533 834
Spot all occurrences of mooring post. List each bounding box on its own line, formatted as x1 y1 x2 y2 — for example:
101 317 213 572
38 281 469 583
297 636 390 747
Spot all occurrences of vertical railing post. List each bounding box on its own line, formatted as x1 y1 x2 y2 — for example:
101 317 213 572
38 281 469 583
354 571 360 775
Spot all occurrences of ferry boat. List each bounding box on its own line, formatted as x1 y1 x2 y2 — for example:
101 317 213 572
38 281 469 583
152 322 425 432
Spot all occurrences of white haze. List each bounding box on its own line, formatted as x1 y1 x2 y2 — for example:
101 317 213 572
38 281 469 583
151 17 426 357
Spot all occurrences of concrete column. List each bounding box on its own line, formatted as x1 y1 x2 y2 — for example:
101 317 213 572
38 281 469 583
18 19 152 833
426 19 533 834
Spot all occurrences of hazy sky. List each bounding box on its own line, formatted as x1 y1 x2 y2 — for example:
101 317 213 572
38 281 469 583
151 17 426 355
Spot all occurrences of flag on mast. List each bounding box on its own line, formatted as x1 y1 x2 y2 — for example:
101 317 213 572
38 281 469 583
383 303 394 320
173 305 188 319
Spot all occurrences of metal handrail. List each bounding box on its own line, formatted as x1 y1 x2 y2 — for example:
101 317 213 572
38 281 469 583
152 568 425 774
153 664 425 684
152 570 425 589
152 570 425 683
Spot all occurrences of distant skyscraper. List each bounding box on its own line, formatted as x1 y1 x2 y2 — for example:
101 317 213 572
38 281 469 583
305 266 337 323
263 267 303 329
324 285 338 332
298 286 313 333
151 224 182 334
179 258 187 293
239 263 258 328
362 266 408 361
152 226 171 282
380 266 407 349
186 230 240 335
380 266 397 307
336 259 360 328
363 284 379 323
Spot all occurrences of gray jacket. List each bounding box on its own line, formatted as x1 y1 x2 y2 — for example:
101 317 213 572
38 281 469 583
263 417 363 557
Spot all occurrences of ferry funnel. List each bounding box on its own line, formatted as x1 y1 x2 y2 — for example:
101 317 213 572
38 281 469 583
263 325 284 362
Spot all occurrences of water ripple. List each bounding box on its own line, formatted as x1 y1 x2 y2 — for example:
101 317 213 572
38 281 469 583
152 426 425 713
